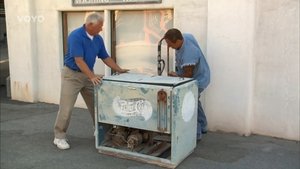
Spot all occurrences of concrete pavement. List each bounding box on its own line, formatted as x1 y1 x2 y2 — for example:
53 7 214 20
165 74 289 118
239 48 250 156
0 86 299 169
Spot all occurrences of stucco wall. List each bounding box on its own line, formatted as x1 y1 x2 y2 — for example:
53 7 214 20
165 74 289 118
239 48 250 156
252 0 299 140
206 0 256 135
4 0 299 140
5 0 38 102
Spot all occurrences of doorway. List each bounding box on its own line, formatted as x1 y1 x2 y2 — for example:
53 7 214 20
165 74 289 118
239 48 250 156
0 1 9 99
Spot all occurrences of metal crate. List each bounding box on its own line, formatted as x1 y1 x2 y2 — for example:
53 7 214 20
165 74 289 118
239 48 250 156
94 73 198 168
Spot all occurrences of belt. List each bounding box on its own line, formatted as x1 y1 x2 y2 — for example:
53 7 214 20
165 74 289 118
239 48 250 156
65 65 81 72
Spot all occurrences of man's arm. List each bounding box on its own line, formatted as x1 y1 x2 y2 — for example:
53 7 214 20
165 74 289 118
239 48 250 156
102 57 129 73
75 57 102 85
168 65 194 78
182 65 194 78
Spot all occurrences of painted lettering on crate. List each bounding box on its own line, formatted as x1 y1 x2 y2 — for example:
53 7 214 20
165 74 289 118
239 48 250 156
112 96 153 121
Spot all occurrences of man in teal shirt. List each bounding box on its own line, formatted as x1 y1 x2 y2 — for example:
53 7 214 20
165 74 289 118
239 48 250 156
164 28 210 141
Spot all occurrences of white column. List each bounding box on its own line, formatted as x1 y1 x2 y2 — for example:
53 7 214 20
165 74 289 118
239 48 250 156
5 0 38 102
104 10 112 76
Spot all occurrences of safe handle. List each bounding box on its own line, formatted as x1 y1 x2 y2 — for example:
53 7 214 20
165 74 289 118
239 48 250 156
157 90 167 132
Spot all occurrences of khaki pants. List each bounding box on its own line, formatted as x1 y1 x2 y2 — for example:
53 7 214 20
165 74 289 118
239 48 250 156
54 66 95 139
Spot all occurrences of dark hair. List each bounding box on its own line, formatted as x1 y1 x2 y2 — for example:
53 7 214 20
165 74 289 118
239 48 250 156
164 28 183 43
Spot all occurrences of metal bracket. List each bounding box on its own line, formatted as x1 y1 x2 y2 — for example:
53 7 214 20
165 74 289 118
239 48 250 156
157 89 167 132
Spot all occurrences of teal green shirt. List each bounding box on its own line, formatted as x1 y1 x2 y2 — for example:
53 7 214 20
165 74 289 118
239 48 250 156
175 33 210 89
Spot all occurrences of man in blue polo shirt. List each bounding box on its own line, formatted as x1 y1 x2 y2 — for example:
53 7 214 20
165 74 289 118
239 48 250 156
53 12 128 150
163 28 210 141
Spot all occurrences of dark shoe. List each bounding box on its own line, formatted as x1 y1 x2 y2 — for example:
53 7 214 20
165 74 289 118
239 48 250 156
197 134 202 141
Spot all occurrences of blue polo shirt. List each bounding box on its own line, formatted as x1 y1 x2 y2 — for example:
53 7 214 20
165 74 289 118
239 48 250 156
175 33 210 89
64 25 109 71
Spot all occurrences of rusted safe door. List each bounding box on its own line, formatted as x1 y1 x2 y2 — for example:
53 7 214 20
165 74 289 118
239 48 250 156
94 73 198 169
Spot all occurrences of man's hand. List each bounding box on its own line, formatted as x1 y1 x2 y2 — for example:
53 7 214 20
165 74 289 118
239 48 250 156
168 71 177 77
102 58 130 74
118 69 130 74
90 74 103 85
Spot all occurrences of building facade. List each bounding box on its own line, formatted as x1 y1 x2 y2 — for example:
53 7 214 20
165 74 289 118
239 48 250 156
4 0 299 140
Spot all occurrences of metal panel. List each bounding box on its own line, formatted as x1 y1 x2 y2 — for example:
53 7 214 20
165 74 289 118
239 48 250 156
171 80 198 164
95 80 172 133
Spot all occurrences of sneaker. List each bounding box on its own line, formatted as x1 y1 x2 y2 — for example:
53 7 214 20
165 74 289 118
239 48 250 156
53 138 70 150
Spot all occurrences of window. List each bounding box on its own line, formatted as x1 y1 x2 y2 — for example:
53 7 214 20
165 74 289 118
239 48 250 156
61 10 174 76
112 9 173 76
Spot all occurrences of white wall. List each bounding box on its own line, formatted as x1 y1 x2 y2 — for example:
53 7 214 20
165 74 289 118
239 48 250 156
5 0 38 102
206 0 256 135
4 0 299 140
252 0 299 140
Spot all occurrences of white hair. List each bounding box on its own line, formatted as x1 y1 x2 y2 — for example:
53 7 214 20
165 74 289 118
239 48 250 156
85 12 104 24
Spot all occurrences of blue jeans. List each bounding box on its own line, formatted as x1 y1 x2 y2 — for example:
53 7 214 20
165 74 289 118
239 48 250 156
197 88 208 139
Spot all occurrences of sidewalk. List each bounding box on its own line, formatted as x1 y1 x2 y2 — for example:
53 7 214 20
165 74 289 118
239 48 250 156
0 86 299 169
